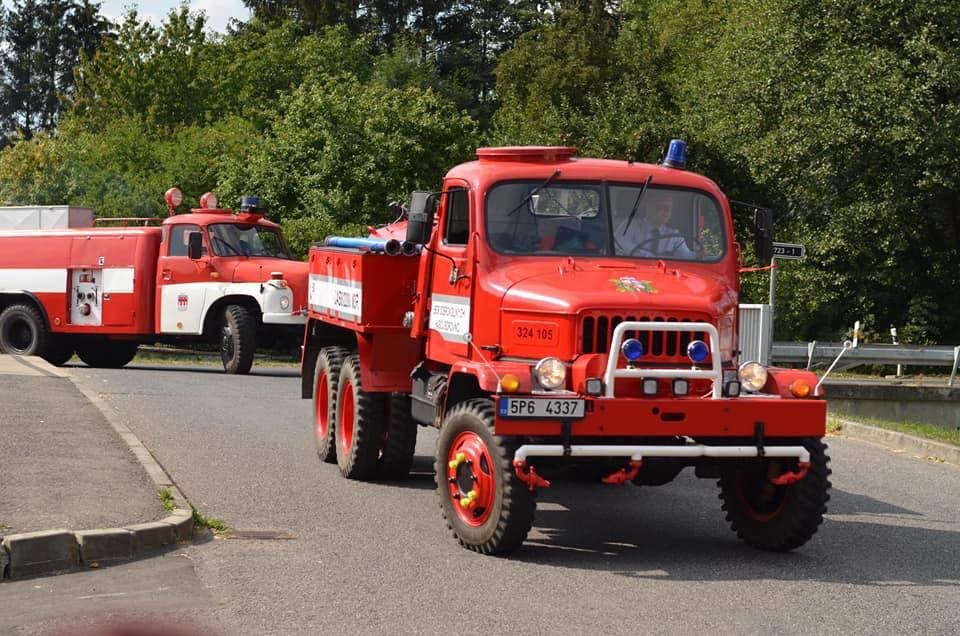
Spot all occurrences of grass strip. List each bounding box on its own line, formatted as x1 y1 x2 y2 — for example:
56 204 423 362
828 413 960 448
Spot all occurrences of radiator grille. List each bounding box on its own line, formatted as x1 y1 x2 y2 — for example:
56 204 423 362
580 313 713 360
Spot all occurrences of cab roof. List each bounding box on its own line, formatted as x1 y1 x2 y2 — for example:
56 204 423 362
446 146 727 203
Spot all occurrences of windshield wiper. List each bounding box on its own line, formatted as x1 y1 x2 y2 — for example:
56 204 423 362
212 234 244 256
621 175 653 234
506 169 562 216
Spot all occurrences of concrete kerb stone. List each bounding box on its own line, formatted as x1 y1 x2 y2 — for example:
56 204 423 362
2 529 79 579
77 528 134 564
0 357 196 581
125 520 177 553
834 417 960 467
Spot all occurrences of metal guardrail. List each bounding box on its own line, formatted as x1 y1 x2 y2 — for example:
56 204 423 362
771 341 960 387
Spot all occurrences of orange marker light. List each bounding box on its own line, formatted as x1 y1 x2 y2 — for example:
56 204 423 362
501 374 520 393
789 379 811 398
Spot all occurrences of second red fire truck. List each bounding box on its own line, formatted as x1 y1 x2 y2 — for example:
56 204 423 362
0 190 308 373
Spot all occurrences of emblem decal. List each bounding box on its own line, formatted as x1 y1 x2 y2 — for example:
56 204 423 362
611 277 658 294
177 294 189 311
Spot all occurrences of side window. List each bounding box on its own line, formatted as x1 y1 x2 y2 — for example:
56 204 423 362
443 188 469 245
168 224 202 257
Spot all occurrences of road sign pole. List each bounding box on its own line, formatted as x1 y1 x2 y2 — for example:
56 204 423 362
768 257 777 344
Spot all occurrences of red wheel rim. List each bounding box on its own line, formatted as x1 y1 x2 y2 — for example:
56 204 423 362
338 381 355 456
734 463 790 522
315 372 329 442
447 431 496 527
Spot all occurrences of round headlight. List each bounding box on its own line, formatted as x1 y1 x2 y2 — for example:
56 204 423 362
279 296 291 310
534 357 567 390
738 362 768 393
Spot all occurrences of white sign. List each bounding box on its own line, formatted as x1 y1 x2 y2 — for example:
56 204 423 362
429 294 470 342
772 242 806 260
309 274 363 321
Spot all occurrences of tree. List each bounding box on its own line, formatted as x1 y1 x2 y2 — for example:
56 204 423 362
0 0 112 144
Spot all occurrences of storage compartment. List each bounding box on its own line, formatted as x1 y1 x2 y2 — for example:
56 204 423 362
308 246 419 330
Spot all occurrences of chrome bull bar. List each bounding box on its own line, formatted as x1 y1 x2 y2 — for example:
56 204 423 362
602 321 723 399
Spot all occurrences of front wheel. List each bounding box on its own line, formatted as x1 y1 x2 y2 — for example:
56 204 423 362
435 398 535 554
718 438 831 551
220 305 256 375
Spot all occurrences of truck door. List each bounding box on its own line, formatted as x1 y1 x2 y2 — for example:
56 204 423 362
157 223 209 334
425 182 473 361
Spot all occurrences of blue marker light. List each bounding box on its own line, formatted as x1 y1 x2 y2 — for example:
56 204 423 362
662 139 687 169
241 195 262 211
622 338 644 362
687 340 709 363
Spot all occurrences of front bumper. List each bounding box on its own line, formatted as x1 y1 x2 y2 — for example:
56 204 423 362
262 311 307 325
495 395 826 439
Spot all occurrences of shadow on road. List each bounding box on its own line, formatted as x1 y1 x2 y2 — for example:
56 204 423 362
66 362 300 378
507 482 960 587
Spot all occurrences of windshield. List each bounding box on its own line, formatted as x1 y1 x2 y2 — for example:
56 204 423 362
486 181 726 262
208 223 291 259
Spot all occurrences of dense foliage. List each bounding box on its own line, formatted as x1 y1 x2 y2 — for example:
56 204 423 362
0 0 957 343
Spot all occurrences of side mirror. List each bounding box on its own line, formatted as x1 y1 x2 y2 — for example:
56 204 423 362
187 231 203 260
405 190 435 245
754 208 774 262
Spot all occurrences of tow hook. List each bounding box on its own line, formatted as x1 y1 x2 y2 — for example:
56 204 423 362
601 460 643 485
513 460 551 492
771 462 810 486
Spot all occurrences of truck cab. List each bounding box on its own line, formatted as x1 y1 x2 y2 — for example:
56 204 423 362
154 191 309 373
302 144 829 555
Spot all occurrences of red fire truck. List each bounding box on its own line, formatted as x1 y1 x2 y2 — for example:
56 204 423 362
300 143 831 554
0 190 308 373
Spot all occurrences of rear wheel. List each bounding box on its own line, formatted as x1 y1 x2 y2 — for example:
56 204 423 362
335 354 386 480
313 346 349 464
436 398 535 554
75 340 139 368
220 305 256 375
378 393 418 479
0 304 46 356
41 336 75 366
718 438 831 551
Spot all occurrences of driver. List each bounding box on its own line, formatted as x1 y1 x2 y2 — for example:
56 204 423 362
615 190 695 258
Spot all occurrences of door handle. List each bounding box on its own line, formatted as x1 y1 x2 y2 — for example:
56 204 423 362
162 269 172 281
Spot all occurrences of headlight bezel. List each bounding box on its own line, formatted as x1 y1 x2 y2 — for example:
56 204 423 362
738 361 769 393
534 356 567 391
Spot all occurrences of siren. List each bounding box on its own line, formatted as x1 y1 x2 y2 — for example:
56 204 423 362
662 139 687 169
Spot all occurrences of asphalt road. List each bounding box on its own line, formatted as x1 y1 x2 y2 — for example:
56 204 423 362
5 362 959 634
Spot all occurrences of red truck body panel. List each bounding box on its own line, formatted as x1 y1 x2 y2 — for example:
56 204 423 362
0 227 160 335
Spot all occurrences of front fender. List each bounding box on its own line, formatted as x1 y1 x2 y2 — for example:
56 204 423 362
449 359 538 393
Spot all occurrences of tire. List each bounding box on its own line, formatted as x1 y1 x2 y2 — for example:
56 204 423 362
41 336 74 366
0 303 46 356
378 393 418 479
718 438 831 551
313 346 350 464
435 398 535 554
335 354 386 480
75 340 139 368
220 304 256 375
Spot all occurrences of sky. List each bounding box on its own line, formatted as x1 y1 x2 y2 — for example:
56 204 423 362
1 1 251 33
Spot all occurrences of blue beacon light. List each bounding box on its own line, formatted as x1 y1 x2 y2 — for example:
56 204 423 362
622 338 644 362
662 139 687 169
687 340 709 363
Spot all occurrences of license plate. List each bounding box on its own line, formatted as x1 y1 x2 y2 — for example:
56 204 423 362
498 397 585 419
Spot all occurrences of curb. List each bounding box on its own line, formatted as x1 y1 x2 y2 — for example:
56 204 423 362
1 356 195 581
832 417 960 467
